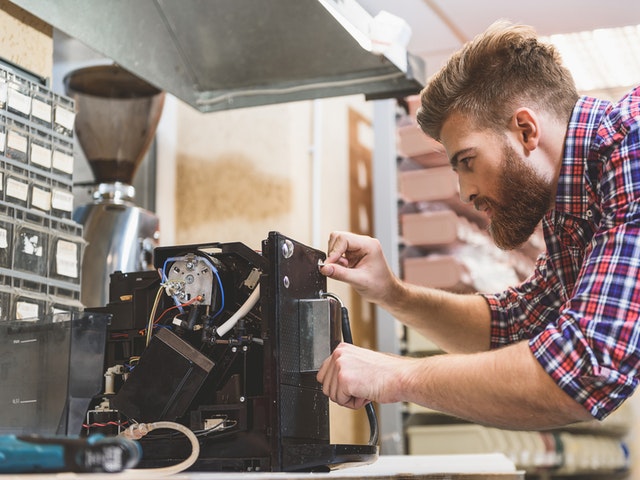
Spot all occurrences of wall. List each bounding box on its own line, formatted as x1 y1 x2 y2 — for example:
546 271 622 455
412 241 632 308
0 0 52 79
172 100 311 249
156 94 374 444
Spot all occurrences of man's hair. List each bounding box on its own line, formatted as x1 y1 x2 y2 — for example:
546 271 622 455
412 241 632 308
416 20 579 140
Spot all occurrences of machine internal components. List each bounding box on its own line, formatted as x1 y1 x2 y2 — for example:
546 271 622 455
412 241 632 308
162 254 216 306
87 232 378 471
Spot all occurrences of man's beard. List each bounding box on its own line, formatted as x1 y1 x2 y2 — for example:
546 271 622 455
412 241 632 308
477 142 553 250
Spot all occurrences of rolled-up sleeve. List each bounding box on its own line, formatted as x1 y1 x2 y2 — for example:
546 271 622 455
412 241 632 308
529 207 640 419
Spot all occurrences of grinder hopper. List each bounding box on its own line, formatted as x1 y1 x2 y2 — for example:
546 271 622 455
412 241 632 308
65 64 165 308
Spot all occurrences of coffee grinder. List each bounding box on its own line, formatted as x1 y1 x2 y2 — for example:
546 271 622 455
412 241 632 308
65 65 165 308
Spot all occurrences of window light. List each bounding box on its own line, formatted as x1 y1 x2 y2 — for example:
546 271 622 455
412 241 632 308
542 24 640 92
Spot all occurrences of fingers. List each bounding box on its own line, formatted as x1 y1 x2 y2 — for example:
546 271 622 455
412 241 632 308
317 343 371 410
319 231 356 279
325 231 371 265
319 262 348 281
320 231 372 281
325 231 351 264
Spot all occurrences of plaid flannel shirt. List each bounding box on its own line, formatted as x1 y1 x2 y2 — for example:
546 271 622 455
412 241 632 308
484 84 640 420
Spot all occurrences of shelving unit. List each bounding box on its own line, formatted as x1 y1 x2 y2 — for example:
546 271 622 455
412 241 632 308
0 61 84 321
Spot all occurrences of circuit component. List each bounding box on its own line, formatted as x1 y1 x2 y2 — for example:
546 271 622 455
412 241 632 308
163 254 215 306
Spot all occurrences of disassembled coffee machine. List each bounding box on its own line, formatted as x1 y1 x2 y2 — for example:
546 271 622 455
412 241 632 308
88 231 378 471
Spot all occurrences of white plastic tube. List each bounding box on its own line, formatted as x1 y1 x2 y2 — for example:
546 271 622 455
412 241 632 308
216 285 260 338
119 421 200 476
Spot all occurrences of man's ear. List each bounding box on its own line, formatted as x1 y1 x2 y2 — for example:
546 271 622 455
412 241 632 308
512 108 540 152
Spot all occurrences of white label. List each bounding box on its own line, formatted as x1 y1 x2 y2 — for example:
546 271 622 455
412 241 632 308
56 239 78 278
0 172 3 191
0 227 7 249
0 80 7 104
7 178 29 201
52 189 74 212
7 88 31 115
20 232 43 257
7 130 27 153
16 301 39 320
31 143 52 168
31 186 51 211
31 98 52 123
0 131 5 153
54 106 75 131
52 150 74 174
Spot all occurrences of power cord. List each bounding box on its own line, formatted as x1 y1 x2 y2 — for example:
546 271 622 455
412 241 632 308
322 292 379 447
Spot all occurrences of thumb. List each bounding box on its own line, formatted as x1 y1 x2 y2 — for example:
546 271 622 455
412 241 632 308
320 263 354 284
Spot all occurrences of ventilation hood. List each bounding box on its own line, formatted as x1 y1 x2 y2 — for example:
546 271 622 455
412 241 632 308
11 0 426 112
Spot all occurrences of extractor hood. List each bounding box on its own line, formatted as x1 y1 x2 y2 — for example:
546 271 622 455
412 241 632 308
10 0 426 112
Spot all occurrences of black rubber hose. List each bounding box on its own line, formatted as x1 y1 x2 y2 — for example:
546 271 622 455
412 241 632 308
340 305 379 446
322 292 379 446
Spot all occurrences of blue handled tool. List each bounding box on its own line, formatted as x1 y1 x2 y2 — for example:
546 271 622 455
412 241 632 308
0 433 141 473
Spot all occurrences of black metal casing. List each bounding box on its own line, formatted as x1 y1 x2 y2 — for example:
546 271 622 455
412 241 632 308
92 232 377 471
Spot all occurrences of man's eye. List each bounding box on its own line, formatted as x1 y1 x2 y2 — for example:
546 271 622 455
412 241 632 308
459 157 471 168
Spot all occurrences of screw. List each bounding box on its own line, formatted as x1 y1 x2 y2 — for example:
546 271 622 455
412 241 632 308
283 276 290 288
282 239 294 259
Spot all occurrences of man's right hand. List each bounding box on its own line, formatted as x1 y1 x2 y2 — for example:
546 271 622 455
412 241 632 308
319 231 400 308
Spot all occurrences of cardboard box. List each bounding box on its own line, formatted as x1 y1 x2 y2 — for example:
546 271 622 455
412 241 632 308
398 165 459 202
401 209 459 247
397 123 444 158
403 254 472 292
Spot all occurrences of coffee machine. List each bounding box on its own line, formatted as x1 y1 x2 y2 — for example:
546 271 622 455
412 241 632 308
65 65 165 308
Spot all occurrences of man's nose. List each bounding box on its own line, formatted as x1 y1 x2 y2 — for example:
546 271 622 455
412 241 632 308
457 176 478 205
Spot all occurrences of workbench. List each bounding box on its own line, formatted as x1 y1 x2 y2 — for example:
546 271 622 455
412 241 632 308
3 454 524 479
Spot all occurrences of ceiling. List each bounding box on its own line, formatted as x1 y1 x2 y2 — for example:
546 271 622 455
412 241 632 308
357 0 640 79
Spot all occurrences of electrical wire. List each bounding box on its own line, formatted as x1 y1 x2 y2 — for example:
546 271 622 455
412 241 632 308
322 292 379 447
161 255 226 318
161 256 189 313
154 295 202 325
194 419 238 438
118 421 199 476
198 255 225 319
146 286 164 346
83 420 128 430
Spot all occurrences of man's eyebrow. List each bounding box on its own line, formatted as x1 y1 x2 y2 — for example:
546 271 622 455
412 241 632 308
450 148 475 169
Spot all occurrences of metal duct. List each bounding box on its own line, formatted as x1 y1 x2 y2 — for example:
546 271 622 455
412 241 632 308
10 0 426 112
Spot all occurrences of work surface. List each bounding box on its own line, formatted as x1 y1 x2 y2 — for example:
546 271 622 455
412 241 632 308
3 454 524 479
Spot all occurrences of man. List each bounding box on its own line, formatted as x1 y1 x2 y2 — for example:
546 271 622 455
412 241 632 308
317 20 640 430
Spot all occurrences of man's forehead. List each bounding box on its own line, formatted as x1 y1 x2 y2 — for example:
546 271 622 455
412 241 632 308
440 113 477 151
441 112 506 144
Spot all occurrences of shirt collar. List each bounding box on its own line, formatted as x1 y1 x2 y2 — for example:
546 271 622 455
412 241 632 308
555 95 611 218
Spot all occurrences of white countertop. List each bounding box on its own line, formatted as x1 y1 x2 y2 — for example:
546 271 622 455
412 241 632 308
4 454 523 479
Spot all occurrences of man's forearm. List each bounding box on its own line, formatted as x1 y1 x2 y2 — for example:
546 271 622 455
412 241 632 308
399 341 593 429
381 280 492 353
